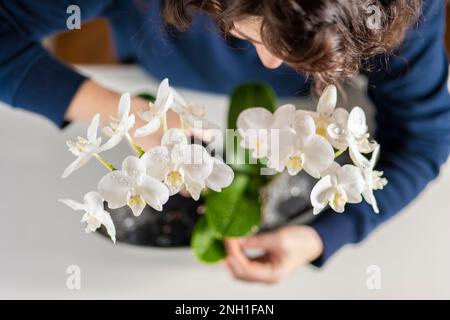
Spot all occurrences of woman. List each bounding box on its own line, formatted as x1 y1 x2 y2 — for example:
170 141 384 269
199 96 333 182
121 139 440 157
1 0 449 284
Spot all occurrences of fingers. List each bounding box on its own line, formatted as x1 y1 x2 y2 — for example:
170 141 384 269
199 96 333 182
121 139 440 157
240 232 277 251
224 239 281 284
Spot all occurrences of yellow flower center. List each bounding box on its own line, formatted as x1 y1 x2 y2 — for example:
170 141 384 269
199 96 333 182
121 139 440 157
315 115 331 138
75 137 88 151
127 194 145 209
165 171 184 194
287 155 304 173
330 191 347 209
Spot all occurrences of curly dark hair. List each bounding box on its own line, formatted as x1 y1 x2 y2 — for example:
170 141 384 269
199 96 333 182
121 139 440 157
162 0 422 88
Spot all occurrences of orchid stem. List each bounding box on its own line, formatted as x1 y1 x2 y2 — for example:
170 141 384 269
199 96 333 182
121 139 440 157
93 153 116 171
162 114 168 133
125 133 145 157
179 115 185 130
334 147 348 158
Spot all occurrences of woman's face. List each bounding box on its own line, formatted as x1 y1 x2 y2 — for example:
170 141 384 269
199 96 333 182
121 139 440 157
231 17 284 69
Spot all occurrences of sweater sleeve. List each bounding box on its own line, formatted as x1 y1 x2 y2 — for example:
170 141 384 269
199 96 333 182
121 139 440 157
310 0 450 266
0 0 111 127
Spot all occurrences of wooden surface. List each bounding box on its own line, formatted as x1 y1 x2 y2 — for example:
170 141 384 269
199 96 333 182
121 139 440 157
52 19 117 64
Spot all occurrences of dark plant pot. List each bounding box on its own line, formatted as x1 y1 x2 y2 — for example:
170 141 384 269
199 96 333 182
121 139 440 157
99 194 203 247
260 171 317 231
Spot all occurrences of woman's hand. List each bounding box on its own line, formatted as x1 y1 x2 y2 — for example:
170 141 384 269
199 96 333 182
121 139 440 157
224 225 323 284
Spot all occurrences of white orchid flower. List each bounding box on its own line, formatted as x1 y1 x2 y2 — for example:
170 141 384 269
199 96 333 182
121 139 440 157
350 144 388 213
237 104 296 159
101 93 136 151
310 164 365 215
63 114 103 178
205 157 235 192
170 87 219 130
142 128 215 200
267 113 335 178
59 191 116 243
327 106 376 154
135 78 174 138
298 85 346 138
98 156 170 216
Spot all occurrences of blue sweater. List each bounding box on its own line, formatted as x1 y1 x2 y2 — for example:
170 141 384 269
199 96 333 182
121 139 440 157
1 0 449 265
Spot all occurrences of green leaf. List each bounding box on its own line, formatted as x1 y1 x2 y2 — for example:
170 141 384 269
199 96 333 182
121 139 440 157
227 82 276 130
191 216 226 264
226 82 276 177
205 174 262 238
137 92 156 103
225 130 261 177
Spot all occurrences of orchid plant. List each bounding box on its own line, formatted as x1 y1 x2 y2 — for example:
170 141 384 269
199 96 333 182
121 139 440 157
235 84 388 217
59 79 234 245
59 79 387 264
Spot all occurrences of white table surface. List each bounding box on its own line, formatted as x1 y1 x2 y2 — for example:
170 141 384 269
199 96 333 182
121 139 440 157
0 65 449 299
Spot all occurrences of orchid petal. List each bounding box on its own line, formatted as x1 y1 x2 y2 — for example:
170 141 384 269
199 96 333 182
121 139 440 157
330 108 349 128
134 118 161 138
267 127 296 171
205 158 234 192
161 128 188 147
370 144 381 169
302 135 335 178
102 126 115 138
181 144 214 182
100 116 135 152
348 107 368 137
317 85 337 116
362 187 379 214
97 171 131 209
127 194 146 216
237 108 273 131
137 176 169 211
296 110 319 122
182 113 220 130
349 142 371 169
184 174 204 201
141 146 170 181
121 156 146 178
99 211 116 243
154 78 173 115
62 152 92 178
87 114 100 142
337 165 365 203
271 104 296 128
325 161 342 175
328 187 347 213
83 191 105 214
81 213 102 233
293 113 316 140
311 175 333 215
239 128 270 159
164 170 185 195
286 153 305 176
118 93 131 120
157 90 173 116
